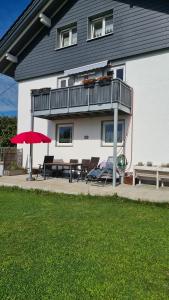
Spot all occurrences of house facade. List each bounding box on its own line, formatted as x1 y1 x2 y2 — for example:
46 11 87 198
1 0 169 181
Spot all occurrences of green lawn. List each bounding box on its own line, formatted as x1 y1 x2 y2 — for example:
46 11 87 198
0 187 169 299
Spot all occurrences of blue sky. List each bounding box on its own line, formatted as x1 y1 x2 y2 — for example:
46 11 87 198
0 0 31 116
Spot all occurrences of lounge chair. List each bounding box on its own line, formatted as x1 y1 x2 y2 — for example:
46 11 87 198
86 156 119 184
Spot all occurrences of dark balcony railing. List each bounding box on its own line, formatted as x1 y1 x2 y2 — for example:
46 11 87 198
33 79 132 114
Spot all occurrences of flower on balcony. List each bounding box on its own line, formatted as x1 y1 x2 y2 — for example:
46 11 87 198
82 78 97 88
97 76 112 86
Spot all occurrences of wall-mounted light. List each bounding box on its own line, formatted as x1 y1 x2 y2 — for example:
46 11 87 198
39 13 51 28
5 53 18 63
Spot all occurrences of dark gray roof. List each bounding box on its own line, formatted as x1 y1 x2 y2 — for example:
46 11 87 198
0 0 61 77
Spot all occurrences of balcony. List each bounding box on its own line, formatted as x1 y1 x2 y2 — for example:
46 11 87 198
32 79 132 119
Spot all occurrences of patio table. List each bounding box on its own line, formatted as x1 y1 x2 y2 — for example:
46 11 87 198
44 162 82 183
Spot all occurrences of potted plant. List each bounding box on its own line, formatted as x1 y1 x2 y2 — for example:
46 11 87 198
97 75 112 86
82 78 96 88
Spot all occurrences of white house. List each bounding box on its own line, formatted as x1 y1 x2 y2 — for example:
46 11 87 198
0 0 169 185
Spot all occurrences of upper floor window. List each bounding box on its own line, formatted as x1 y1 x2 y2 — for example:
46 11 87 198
89 11 113 40
57 23 77 49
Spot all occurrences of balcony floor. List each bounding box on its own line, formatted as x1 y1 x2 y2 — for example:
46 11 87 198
33 103 131 120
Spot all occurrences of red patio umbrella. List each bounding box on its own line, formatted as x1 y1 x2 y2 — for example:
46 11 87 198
11 131 52 181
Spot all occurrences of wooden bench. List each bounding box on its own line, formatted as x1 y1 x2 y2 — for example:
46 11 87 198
133 166 169 189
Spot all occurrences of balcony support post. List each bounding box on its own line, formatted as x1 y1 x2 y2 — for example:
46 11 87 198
113 104 118 188
27 93 35 181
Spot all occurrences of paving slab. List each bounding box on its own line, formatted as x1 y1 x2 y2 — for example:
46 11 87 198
0 175 169 203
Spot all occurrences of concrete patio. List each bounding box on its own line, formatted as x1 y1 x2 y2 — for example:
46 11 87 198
0 174 169 203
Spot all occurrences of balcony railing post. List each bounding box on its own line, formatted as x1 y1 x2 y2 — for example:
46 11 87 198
49 91 51 113
88 88 90 109
67 87 70 111
119 81 122 104
111 80 113 104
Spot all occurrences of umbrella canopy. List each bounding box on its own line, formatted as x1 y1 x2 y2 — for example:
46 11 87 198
11 131 51 144
10 131 51 181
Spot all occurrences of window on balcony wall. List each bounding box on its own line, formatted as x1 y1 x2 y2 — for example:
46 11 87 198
107 65 125 81
102 121 124 146
57 23 77 48
56 124 73 146
57 76 74 88
89 11 113 40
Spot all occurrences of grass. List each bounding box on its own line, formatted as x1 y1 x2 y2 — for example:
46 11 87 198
0 187 169 299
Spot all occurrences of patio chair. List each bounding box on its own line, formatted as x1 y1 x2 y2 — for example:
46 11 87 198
84 157 100 183
86 156 119 184
70 159 79 179
63 159 79 179
52 159 64 177
77 159 91 181
37 155 54 178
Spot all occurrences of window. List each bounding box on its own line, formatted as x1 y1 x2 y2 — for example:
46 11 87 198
89 11 113 39
58 24 77 48
116 68 124 81
57 77 74 88
102 121 124 146
56 124 73 146
107 65 125 81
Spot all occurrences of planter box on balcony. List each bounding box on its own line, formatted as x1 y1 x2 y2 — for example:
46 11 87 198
98 77 112 87
84 83 95 88
98 80 111 86
32 88 51 95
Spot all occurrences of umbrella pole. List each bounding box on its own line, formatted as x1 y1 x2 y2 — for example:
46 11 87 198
27 144 34 181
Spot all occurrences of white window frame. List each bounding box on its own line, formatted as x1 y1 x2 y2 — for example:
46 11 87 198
90 13 113 39
57 76 70 88
109 65 126 81
59 25 77 48
56 124 73 146
102 120 124 147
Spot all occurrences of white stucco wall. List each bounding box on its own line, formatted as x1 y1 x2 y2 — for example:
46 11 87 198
18 50 169 170
126 51 169 166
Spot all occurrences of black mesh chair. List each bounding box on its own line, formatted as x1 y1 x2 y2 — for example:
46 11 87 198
37 155 54 178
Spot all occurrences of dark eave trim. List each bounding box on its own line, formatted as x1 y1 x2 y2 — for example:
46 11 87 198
0 0 50 55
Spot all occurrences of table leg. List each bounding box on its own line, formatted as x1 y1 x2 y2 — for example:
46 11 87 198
133 169 135 186
156 171 159 189
44 164 46 180
69 165 72 183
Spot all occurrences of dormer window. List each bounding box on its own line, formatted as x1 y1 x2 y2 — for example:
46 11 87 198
89 11 113 40
57 23 77 49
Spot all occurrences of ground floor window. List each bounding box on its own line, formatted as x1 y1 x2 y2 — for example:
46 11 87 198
102 121 124 146
56 124 73 146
